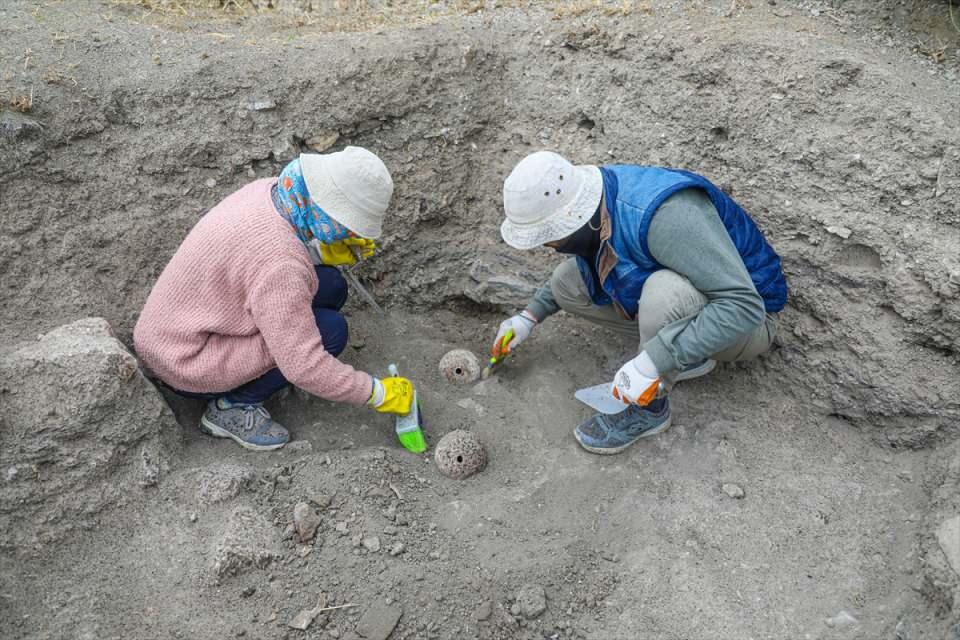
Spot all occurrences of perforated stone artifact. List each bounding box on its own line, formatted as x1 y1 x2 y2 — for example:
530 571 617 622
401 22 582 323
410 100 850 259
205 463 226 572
438 349 481 384
434 430 487 479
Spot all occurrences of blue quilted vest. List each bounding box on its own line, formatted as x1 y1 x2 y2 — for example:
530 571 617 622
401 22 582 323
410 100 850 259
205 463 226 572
576 165 788 318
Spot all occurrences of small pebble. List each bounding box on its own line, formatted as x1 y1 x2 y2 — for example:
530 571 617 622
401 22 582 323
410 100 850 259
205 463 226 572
311 494 333 509
286 440 313 453
722 483 746 499
825 610 859 628
474 601 492 621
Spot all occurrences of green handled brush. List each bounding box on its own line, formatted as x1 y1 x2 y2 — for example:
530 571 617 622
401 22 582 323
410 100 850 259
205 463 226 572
481 329 514 380
387 364 427 453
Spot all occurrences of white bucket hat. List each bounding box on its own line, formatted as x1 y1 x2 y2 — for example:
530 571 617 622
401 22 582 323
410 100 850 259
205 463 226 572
500 151 603 250
300 146 393 239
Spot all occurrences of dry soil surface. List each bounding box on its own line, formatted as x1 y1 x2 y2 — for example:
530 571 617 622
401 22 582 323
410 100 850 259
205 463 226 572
1 1 959 640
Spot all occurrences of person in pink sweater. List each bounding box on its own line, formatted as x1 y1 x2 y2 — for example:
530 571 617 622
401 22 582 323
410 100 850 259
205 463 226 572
134 147 413 451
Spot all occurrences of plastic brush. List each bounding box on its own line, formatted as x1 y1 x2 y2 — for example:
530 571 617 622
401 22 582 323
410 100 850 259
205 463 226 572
480 329 514 380
387 364 427 453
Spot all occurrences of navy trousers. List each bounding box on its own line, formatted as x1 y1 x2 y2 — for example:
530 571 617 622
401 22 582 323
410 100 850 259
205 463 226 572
175 265 349 405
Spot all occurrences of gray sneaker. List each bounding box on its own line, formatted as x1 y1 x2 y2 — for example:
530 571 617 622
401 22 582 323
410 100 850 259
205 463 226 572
574 397 672 455
200 400 289 451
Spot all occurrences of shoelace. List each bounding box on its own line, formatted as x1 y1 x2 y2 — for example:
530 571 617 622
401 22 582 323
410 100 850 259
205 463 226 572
242 405 270 432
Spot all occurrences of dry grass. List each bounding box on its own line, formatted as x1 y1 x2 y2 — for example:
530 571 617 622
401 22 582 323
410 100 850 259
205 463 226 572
916 38 948 63
9 87 34 113
552 0 635 20
103 0 640 33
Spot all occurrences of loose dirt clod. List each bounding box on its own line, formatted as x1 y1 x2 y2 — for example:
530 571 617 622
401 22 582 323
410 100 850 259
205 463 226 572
438 349 481 384
293 502 321 543
722 483 746 499
433 430 487 479
514 583 547 619
211 506 282 579
354 603 402 640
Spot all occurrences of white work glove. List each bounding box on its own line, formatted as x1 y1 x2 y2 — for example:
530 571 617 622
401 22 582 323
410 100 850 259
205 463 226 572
611 351 663 407
491 311 538 359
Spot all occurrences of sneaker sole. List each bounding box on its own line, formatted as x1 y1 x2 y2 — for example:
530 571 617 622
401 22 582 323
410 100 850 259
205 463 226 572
674 359 717 382
574 414 673 455
199 416 287 452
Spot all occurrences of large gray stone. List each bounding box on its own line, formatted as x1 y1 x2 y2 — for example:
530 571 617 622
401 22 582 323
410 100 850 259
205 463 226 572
938 516 960 578
462 251 545 309
0 318 181 555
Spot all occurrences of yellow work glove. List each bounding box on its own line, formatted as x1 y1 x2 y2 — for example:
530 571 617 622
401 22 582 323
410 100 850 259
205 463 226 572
316 238 376 266
367 376 414 416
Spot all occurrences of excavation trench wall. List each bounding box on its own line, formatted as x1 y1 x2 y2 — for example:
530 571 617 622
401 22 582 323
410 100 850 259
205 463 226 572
1 7 958 446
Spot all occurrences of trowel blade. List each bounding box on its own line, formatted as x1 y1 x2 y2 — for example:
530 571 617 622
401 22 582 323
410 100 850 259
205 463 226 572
574 382 630 415
342 268 385 315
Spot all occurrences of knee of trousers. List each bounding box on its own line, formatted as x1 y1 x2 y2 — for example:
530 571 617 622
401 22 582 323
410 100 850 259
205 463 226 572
549 258 591 311
313 265 349 310
313 308 349 356
636 269 707 340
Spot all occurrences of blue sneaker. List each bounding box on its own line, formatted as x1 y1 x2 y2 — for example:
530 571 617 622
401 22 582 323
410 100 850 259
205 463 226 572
574 397 672 455
200 399 289 451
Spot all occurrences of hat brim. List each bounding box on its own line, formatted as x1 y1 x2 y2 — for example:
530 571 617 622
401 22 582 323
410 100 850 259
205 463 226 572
300 153 383 239
500 165 603 250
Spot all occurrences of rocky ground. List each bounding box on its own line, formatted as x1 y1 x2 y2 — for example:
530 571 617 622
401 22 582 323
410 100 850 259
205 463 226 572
1 1 959 639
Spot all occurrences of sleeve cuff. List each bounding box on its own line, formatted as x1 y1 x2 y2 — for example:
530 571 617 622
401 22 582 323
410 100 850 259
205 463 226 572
643 336 679 376
523 302 553 323
367 376 384 407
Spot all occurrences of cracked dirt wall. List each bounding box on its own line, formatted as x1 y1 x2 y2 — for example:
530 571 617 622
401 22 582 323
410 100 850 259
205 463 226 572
1 3 958 441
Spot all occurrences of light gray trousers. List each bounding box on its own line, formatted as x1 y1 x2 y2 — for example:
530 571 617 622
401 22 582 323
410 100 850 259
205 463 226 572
549 258 777 366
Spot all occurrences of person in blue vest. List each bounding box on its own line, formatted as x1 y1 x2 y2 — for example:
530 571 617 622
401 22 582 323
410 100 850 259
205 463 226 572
491 151 787 454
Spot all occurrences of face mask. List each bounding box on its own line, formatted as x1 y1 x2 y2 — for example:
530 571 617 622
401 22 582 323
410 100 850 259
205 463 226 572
553 207 602 258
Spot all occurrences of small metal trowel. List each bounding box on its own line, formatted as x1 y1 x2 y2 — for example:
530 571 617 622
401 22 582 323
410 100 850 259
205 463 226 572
574 382 629 415
575 380 668 415
342 247 385 314
342 268 384 314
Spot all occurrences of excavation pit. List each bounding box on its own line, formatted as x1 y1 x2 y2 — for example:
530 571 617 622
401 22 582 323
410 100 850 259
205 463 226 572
0 2 958 639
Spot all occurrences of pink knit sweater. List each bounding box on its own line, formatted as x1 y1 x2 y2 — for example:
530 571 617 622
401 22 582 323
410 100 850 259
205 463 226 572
134 179 373 406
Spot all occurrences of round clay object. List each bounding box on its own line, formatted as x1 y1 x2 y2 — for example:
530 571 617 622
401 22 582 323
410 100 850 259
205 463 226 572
438 349 481 385
434 430 487 480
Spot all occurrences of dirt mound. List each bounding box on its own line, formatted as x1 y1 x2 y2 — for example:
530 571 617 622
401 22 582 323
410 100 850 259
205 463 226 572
0 318 180 555
1 0 958 447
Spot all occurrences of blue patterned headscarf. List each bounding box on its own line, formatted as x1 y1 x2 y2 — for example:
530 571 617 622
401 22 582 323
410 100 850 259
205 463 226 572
273 158 352 245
